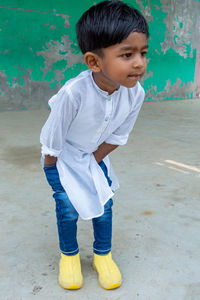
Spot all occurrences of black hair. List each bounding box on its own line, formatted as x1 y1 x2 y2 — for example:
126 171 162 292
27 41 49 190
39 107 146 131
76 0 149 55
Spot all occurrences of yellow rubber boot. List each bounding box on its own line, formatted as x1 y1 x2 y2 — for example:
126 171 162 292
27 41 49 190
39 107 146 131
93 252 122 289
58 253 83 290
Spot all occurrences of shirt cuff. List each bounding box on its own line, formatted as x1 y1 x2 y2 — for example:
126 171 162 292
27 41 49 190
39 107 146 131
41 144 61 157
105 133 129 146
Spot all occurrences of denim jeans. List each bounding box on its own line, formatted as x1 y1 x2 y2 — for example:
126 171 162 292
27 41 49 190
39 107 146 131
43 160 113 256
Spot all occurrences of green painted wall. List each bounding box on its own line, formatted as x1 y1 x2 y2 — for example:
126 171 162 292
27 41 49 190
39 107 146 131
0 0 200 110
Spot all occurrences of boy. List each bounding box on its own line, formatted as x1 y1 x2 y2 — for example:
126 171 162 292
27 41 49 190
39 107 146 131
40 0 149 290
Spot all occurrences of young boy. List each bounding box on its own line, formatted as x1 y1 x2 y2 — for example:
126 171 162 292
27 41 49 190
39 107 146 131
40 0 149 290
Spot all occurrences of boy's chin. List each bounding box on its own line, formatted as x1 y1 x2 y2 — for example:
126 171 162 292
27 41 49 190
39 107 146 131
123 81 139 88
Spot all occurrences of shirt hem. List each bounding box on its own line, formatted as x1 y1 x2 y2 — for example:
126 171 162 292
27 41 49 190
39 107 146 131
79 193 114 220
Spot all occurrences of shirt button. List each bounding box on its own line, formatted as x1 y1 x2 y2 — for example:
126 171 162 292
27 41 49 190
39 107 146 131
105 117 109 121
107 97 112 101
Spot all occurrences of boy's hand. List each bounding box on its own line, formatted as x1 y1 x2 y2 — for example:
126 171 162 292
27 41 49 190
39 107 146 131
44 155 57 166
93 142 118 163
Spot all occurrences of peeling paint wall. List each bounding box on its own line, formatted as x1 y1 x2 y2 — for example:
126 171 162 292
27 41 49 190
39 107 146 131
0 0 199 111
137 0 200 101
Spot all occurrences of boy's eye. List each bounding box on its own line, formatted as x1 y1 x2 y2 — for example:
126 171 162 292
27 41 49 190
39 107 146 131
141 51 147 57
122 53 132 58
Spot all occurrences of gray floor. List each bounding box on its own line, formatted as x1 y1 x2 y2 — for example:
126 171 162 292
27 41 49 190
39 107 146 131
0 99 200 300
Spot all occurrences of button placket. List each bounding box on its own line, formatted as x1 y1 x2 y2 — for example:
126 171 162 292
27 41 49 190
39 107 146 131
91 96 113 143
104 96 112 123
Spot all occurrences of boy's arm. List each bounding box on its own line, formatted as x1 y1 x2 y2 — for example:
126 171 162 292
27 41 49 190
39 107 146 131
93 142 118 163
44 142 118 166
41 88 78 167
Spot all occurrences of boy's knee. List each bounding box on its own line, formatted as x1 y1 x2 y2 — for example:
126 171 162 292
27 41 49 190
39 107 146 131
93 199 113 222
55 194 79 221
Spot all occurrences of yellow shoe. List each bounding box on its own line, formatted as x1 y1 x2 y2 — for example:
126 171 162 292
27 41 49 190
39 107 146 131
58 253 83 290
93 252 122 290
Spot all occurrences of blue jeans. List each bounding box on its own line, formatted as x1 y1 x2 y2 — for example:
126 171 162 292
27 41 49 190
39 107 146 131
43 161 113 256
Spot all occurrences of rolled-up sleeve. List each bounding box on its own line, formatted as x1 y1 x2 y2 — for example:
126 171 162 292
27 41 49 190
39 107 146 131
40 88 77 157
105 87 145 146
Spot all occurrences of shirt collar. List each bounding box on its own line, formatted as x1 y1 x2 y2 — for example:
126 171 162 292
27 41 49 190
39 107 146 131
89 70 121 98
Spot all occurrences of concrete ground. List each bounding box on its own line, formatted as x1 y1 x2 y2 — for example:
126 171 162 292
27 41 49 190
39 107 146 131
0 99 200 300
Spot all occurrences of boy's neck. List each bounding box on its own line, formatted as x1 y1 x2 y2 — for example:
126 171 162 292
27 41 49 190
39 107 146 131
92 72 120 95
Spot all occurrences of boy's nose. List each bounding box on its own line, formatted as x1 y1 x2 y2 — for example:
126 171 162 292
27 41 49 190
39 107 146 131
133 54 144 69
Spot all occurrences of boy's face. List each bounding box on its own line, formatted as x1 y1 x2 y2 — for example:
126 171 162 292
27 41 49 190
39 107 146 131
94 32 148 94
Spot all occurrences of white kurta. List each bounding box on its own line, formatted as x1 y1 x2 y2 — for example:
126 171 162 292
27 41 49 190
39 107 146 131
40 70 145 220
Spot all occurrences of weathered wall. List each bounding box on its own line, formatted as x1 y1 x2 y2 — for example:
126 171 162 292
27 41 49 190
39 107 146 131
0 0 199 111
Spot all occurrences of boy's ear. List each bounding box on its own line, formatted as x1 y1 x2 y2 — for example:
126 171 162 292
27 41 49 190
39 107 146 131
84 52 102 72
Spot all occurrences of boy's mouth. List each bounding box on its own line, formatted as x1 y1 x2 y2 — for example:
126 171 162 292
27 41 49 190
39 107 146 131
128 73 142 79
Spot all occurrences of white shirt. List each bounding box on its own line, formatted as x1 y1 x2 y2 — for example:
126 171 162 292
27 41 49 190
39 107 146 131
40 70 145 220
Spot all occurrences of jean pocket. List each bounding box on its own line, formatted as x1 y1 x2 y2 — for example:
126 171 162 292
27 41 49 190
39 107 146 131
98 161 112 187
44 163 57 169
43 164 64 192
